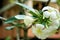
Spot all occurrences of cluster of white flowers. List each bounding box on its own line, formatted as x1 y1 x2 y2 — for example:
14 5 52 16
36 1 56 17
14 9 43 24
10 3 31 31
42 6 60 20
32 6 60 39
15 6 60 39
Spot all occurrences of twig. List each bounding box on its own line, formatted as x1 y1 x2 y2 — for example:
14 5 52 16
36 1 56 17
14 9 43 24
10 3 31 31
46 0 50 6
42 0 50 9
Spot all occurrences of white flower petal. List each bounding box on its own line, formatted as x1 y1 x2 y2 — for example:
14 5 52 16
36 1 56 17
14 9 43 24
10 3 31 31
43 11 51 18
24 16 34 26
42 6 55 11
50 20 59 27
50 13 57 20
32 26 44 39
35 24 44 29
42 6 50 11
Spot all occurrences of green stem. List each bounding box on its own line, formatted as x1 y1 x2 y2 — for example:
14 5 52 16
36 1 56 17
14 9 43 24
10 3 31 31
41 39 45 40
24 29 29 40
16 27 20 40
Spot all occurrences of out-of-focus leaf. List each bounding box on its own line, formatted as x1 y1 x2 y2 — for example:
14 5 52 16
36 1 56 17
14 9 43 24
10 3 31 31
5 26 15 30
14 23 25 28
4 17 17 24
16 2 36 13
16 2 44 19
29 11 38 18
5 36 11 40
9 0 17 3
4 15 25 24
57 0 60 6
15 15 25 19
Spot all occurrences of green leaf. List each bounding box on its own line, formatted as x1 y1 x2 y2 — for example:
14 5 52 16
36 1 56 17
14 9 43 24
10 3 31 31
5 26 15 30
29 11 38 18
4 17 17 24
5 36 11 40
14 23 21 27
16 2 43 19
57 0 60 6
14 23 25 28
16 2 36 13
29 10 42 19
58 26 60 29
9 0 15 3
4 15 25 24
39 10 43 15
15 15 25 19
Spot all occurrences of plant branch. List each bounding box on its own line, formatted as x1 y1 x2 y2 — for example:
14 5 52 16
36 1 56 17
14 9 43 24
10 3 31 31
46 0 50 6
41 39 45 40
16 27 20 40
27 18 38 30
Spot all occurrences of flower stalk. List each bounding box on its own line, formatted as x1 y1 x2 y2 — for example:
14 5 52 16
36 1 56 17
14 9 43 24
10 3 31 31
24 29 29 40
16 27 20 40
41 39 45 40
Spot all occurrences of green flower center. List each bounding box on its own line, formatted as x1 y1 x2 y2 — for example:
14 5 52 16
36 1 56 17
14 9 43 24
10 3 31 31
48 10 52 13
36 28 42 34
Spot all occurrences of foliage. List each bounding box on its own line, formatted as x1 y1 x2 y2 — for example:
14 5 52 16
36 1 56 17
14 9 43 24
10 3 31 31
5 36 11 40
57 0 60 6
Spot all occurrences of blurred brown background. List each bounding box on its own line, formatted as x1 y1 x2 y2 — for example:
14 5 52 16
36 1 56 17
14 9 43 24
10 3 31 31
0 0 60 40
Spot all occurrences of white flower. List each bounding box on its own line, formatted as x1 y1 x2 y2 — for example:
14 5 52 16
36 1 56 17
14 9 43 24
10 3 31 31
42 6 59 20
32 24 57 39
24 16 34 26
31 6 60 39
50 20 60 28
32 24 44 39
37 0 56 2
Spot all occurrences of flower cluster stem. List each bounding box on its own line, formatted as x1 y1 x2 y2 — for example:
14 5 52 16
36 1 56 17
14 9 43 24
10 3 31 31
41 39 45 40
16 27 20 40
24 29 29 40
